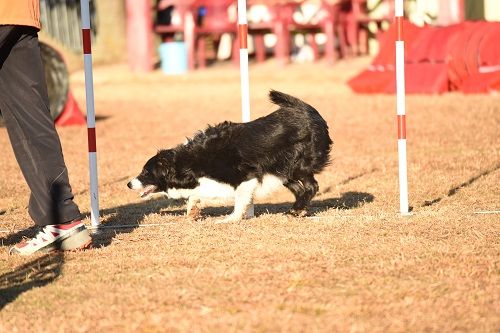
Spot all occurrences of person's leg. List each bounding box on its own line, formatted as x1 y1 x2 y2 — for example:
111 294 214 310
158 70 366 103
0 26 81 227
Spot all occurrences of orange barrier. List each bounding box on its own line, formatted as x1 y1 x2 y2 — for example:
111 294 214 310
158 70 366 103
54 91 86 126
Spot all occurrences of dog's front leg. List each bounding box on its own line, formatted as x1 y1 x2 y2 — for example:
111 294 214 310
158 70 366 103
186 196 202 219
216 179 258 224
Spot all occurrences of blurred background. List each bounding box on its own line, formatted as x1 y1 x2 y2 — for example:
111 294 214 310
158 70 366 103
38 0 500 70
26 0 500 125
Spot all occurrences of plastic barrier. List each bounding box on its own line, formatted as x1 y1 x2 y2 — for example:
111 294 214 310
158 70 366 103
348 21 500 94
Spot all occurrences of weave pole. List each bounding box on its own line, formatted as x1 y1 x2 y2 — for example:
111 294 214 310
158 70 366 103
238 0 251 123
395 0 409 215
237 0 254 217
80 0 100 226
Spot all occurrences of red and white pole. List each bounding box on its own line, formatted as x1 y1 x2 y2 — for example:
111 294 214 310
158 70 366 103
237 0 253 217
80 0 100 226
238 0 250 123
395 0 409 215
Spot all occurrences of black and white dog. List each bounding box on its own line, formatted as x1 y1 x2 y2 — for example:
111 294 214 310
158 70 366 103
127 90 332 223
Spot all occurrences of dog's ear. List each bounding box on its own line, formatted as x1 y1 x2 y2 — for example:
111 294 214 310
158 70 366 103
154 149 198 189
150 150 176 182
157 149 175 162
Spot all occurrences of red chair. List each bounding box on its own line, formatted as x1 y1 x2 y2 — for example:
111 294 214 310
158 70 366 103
154 0 197 70
247 1 290 64
248 1 340 65
154 0 238 70
282 1 321 62
191 0 239 69
320 0 343 64
285 1 341 64
339 0 394 57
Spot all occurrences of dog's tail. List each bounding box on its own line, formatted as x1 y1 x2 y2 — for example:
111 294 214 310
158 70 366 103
269 90 312 110
269 90 332 173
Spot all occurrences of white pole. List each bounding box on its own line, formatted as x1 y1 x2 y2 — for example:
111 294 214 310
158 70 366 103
395 0 409 215
237 0 254 218
80 0 100 226
238 0 251 123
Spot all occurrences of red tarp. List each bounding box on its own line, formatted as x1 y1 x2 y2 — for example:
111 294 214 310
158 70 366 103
348 19 421 94
405 63 449 94
406 24 464 63
458 22 500 94
348 21 500 94
371 19 422 67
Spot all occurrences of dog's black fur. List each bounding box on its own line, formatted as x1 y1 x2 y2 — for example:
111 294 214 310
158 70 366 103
128 90 332 215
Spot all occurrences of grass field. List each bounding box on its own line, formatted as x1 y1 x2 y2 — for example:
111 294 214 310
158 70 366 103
0 57 499 332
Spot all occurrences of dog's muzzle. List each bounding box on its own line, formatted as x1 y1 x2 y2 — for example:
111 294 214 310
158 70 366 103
127 179 157 198
127 178 143 190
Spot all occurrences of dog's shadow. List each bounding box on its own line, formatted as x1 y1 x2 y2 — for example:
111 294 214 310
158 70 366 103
3 191 374 250
165 191 375 218
262 191 375 215
88 191 374 247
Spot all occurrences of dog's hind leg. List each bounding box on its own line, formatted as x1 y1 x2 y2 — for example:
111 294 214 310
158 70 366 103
216 179 258 224
300 175 319 209
285 175 318 216
284 179 305 210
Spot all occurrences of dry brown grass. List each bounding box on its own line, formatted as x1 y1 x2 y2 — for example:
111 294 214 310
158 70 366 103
0 57 499 333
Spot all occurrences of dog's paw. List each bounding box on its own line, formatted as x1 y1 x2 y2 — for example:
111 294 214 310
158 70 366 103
287 209 308 217
186 206 202 220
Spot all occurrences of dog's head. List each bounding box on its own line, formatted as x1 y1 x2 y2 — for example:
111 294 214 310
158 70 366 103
127 149 197 199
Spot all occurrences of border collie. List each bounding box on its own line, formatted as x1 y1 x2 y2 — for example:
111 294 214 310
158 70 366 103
127 90 332 223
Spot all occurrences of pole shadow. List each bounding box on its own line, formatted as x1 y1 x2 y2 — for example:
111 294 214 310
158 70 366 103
94 115 110 122
319 168 379 195
0 253 63 311
423 163 500 207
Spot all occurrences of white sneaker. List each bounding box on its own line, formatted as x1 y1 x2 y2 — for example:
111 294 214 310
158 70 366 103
9 220 92 255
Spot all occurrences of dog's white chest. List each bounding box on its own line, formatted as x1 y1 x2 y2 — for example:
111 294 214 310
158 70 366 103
195 175 283 199
167 175 284 200
196 177 236 199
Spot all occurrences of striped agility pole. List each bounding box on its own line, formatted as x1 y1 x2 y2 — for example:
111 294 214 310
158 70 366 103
80 0 100 226
237 0 254 217
395 0 409 215
238 0 251 123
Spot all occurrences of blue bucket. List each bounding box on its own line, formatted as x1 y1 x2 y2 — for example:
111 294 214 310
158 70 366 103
158 42 188 75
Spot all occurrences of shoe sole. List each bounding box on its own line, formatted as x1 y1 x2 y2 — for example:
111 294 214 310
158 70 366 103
59 228 93 251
